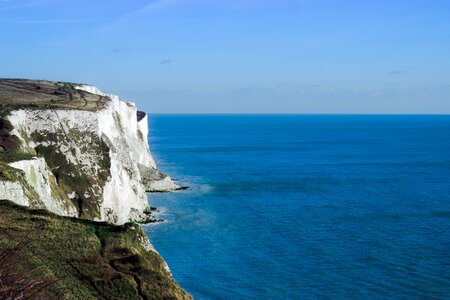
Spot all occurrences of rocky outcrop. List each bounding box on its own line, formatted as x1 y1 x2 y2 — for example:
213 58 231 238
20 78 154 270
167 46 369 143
8 157 78 217
0 79 178 224
139 164 182 192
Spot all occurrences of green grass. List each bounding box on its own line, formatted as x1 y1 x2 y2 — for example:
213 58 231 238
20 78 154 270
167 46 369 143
0 200 191 300
0 151 34 163
0 105 12 118
57 83 75 91
0 79 108 111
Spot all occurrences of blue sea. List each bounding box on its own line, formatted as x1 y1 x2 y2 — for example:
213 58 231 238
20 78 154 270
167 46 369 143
144 115 450 299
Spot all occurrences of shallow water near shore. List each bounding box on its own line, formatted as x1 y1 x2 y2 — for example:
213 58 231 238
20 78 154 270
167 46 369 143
144 115 450 299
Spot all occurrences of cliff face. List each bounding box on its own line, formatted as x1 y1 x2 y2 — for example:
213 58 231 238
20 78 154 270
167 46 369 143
0 79 178 224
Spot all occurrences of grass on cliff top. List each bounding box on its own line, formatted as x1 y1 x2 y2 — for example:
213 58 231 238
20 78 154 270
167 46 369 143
0 200 191 300
0 79 108 112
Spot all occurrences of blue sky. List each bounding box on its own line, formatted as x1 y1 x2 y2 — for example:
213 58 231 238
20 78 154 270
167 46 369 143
1 0 449 113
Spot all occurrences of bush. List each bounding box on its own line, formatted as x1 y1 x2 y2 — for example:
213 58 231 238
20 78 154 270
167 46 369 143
0 228 56 300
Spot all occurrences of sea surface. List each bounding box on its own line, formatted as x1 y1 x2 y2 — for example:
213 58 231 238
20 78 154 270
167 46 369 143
144 115 450 299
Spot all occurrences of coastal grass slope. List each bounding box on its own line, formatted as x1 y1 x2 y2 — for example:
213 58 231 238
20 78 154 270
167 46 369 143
0 200 191 300
0 79 107 111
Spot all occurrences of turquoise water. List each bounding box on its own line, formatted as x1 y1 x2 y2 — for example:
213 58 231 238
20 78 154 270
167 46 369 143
144 115 450 299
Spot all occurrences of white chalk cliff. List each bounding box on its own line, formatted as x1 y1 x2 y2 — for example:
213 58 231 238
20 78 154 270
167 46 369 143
0 83 179 224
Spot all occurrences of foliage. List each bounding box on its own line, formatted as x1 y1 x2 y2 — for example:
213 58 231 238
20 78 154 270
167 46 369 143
0 227 57 300
0 151 34 163
56 83 74 91
0 200 191 300
0 105 12 118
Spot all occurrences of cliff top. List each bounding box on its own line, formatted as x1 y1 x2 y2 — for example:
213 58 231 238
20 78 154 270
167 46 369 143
0 79 109 112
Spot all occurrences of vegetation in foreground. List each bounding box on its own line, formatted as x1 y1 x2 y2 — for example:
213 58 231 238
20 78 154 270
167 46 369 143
0 200 191 300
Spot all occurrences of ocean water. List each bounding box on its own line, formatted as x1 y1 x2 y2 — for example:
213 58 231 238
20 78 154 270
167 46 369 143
144 115 450 299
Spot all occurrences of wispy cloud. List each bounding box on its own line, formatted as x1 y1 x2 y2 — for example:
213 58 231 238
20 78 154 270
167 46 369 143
0 18 90 24
389 70 406 75
112 47 129 53
113 0 273 24
0 0 53 13
141 0 180 12
116 0 180 23
91 0 181 34
158 59 172 65
0 3 34 13
101 0 300 32
389 65 414 75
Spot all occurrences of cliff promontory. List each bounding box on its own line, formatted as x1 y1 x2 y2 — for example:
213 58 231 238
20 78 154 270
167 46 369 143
0 79 179 224
0 79 190 299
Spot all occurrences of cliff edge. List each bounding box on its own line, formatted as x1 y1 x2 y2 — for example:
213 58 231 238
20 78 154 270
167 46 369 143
0 79 179 225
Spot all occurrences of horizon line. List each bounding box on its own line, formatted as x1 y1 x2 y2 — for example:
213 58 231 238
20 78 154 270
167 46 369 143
149 113 450 116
